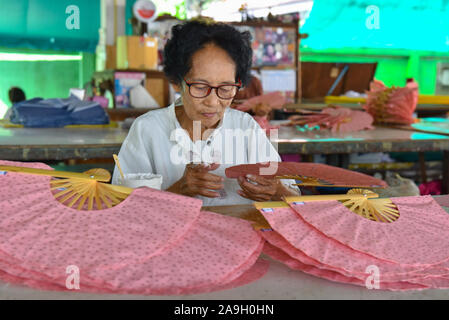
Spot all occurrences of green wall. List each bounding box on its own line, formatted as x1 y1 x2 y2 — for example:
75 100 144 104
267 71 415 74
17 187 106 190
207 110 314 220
0 48 95 118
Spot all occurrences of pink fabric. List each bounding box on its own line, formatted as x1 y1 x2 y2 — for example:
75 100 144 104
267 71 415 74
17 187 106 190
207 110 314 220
289 196 449 266
263 242 427 291
235 91 286 112
258 204 449 290
257 207 449 282
419 180 442 196
0 160 268 295
225 162 387 188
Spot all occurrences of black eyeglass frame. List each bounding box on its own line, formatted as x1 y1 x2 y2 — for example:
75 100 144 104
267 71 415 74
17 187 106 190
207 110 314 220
183 78 242 100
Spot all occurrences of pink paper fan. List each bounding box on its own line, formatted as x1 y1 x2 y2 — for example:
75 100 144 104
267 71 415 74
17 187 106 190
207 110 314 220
235 91 286 112
257 207 449 283
286 107 374 133
225 162 387 188
256 203 449 290
363 80 418 125
263 242 428 291
0 160 268 295
288 196 449 266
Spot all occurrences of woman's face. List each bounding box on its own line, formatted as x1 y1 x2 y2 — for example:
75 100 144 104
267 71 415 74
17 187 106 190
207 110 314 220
175 43 237 130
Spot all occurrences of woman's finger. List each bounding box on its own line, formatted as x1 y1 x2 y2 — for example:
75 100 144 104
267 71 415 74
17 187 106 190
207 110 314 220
196 171 224 183
196 180 224 191
238 176 273 196
198 189 221 198
245 174 273 186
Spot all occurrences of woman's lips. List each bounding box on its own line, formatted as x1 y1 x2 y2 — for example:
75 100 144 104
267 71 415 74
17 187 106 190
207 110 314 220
201 112 217 118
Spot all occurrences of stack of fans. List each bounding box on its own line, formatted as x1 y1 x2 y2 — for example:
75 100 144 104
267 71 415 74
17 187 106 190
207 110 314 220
226 162 449 291
363 80 418 125
285 106 374 133
0 160 268 295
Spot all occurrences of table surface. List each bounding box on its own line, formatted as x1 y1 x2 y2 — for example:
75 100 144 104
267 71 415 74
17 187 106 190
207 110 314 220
2 119 449 160
0 127 128 161
273 121 449 154
1 203 449 300
285 103 449 112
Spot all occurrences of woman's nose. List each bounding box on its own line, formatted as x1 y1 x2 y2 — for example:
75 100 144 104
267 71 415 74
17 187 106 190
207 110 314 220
203 88 221 107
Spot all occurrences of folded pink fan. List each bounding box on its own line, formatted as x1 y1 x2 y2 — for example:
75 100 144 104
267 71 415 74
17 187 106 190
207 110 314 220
289 196 449 266
257 207 449 283
256 204 449 290
286 106 374 133
263 242 428 291
0 160 269 295
225 162 387 188
363 80 418 125
235 91 286 112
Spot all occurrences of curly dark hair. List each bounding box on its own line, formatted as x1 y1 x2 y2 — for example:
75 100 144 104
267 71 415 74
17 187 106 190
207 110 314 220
163 21 253 87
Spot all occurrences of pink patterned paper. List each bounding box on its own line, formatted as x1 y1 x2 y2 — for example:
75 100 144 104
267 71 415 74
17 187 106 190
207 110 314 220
257 207 449 283
263 242 428 291
0 160 268 295
0 160 203 273
288 196 449 266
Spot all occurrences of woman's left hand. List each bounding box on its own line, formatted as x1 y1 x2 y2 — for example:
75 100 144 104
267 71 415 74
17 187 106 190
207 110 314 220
237 174 297 202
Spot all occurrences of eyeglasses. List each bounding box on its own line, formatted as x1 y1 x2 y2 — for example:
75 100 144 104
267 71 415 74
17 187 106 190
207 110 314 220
183 78 241 100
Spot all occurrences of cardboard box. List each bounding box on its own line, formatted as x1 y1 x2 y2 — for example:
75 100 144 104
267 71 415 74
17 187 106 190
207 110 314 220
106 45 117 70
116 36 158 70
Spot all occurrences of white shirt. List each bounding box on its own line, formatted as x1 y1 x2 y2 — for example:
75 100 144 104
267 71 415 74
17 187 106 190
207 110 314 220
112 103 298 206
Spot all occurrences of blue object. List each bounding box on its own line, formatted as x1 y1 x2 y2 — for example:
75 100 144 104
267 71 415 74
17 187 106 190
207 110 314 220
10 96 109 128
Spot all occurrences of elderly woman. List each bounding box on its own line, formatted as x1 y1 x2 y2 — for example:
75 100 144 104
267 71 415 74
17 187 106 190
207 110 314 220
112 21 299 206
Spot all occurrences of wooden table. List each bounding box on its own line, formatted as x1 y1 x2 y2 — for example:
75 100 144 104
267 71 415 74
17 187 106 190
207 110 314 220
284 103 449 117
0 127 128 161
3 121 449 191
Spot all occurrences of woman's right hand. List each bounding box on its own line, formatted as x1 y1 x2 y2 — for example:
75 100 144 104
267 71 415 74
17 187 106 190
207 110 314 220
168 163 224 198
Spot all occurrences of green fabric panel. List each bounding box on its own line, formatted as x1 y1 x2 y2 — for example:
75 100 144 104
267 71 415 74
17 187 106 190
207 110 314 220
301 0 449 53
0 0 99 52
